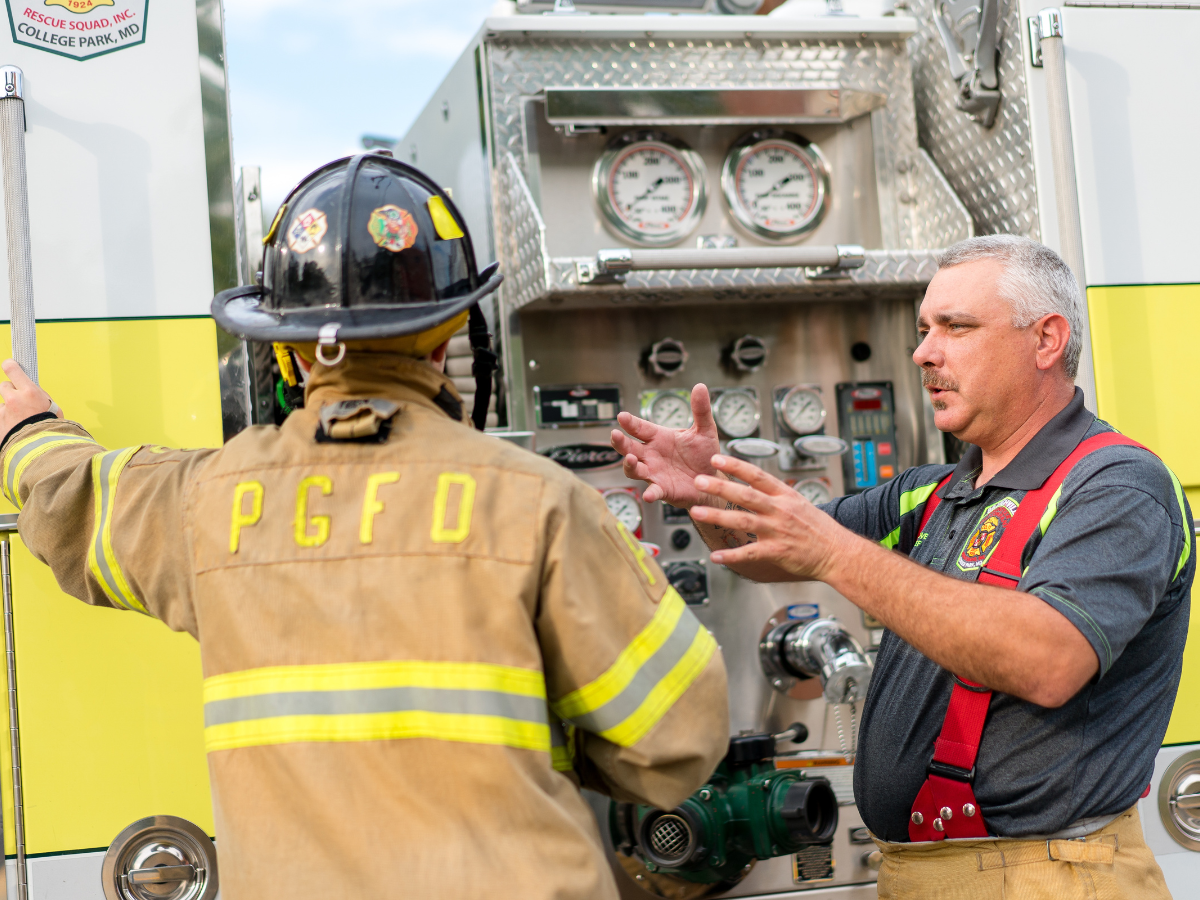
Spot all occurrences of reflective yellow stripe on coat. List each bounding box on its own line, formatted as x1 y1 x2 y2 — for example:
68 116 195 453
552 587 715 747
2 430 98 508
88 446 149 614
203 660 552 754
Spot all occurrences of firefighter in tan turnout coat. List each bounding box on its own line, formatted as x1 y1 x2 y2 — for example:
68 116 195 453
0 156 728 899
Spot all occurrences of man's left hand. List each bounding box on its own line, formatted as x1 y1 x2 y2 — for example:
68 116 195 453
689 455 862 580
0 359 62 438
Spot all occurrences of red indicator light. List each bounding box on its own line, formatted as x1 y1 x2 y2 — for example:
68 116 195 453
852 399 882 410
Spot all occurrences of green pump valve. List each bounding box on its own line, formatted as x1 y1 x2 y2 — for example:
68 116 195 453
610 732 837 886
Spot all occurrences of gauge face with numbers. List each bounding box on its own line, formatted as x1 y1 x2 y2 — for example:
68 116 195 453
721 131 830 242
645 391 693 429
593 133 706 246
713 388 760 438
603 489 642 534
793 478 833 505
779 386 826 435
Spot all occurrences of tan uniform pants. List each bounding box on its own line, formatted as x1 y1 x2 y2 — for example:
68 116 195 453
874 807 1172 899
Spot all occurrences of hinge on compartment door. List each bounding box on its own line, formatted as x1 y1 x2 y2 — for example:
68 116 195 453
933 0 1002 127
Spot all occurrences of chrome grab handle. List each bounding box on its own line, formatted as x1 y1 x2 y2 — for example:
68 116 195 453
595 244 865 275
127 865 198 885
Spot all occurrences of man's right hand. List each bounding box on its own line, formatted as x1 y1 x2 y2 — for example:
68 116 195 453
610 384 723 508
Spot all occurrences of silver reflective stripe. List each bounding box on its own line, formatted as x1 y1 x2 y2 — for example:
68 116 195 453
4 433 91 502
567 612 700 734
204 686 550 728
87 447 146 614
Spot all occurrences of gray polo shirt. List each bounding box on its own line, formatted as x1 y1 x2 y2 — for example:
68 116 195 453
823 389 1193 841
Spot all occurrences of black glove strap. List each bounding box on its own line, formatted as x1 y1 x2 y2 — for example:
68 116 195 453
468 303 497 432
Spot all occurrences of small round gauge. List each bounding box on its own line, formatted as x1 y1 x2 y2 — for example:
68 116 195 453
779 386 826 435
721 130 830 243
793 478 833 505
644 391 693 429
593 132 707 247
713 389 760 438
603 489 643 534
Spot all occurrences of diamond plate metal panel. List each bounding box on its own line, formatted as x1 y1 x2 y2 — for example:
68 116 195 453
484 32 927 240
910 147 974 246
504 249 939 311
906 0 1041 238
494 153 550 311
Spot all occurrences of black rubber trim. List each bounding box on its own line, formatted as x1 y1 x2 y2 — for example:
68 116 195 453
1 412 58 452
927 760 975 783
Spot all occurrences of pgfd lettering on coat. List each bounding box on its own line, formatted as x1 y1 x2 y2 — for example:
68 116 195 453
228 472 476 552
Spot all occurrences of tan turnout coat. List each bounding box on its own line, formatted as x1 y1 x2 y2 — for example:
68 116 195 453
1 353 728 900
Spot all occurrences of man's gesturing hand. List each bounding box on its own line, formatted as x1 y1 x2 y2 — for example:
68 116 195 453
610 384 722 507
0 359 61 437
689 454 862 580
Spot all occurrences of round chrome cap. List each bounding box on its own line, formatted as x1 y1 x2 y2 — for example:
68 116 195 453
1160 750 1200 851
102 816 218 900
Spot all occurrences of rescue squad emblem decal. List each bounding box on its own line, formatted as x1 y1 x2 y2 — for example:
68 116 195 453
7 0 147 61
956 497 1019 573
368 205 419 253
286 208 328 254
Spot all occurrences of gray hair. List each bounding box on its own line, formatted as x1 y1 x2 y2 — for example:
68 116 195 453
936 235 1083 378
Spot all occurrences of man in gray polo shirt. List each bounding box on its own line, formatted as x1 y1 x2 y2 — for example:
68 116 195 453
611 235 1191 897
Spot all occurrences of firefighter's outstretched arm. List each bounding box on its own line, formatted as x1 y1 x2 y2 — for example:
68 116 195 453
538 477 729 811
0 359 210 635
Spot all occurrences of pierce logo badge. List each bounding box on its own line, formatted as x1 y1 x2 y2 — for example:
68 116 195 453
7 0 147 60
957 497 1019 572
539 443 622 471
368 205 419 253
286 209 328 254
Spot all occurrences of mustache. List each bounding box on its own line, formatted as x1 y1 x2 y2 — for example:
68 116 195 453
921 371 959 392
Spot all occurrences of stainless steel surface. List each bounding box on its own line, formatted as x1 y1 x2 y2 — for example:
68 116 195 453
1159 749 1200 851
0 67 37 384
545 87 887 126
1037 9 1098 413
931 0 1002 126
613 246 858 271
196 0 239 296
2 538 25 900
235 166 264 286
762 618 873 704
102 816 217 900
907 0 1042 238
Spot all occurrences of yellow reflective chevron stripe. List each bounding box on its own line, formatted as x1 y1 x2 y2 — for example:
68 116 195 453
551 587 715 747
549 716 574 772
880 480 942 549
87 447 149 615
2 430 98 508
203 660 552 754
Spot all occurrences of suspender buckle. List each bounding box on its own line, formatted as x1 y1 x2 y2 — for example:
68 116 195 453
927 760 975 784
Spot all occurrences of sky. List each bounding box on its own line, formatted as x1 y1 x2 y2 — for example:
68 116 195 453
224 0 515 217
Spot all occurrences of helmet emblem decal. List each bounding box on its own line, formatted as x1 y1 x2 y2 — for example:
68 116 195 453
286 208 328 254
368 204 419 253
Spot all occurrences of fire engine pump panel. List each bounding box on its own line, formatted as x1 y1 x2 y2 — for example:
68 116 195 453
400 1 1200 897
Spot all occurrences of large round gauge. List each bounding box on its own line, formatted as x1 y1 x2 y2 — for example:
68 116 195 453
792 478 833 506
721 130 830 243
603 489 643 535
643 391 693 429
712 388 760 438
593 131 707 247
779 386 826 435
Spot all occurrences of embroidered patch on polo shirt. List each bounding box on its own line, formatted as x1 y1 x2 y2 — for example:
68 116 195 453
957 496 1020 573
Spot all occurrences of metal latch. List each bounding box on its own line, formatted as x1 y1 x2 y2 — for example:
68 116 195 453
933 0 1002 127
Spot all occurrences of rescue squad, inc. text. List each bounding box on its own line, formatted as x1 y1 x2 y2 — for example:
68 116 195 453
17 6 140 49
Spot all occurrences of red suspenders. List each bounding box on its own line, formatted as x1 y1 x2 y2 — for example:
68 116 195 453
907 432 1148 841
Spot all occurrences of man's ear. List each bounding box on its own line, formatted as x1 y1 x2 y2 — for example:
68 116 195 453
1034 312 1071 373
428 339 452 372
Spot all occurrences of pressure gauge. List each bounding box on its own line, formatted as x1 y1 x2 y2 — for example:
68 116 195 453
603 488 642 535
593 131 706 247
721 130 830 243
779 386 826 435
712 388 760 438
792 478 833 505
641 390 693 429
